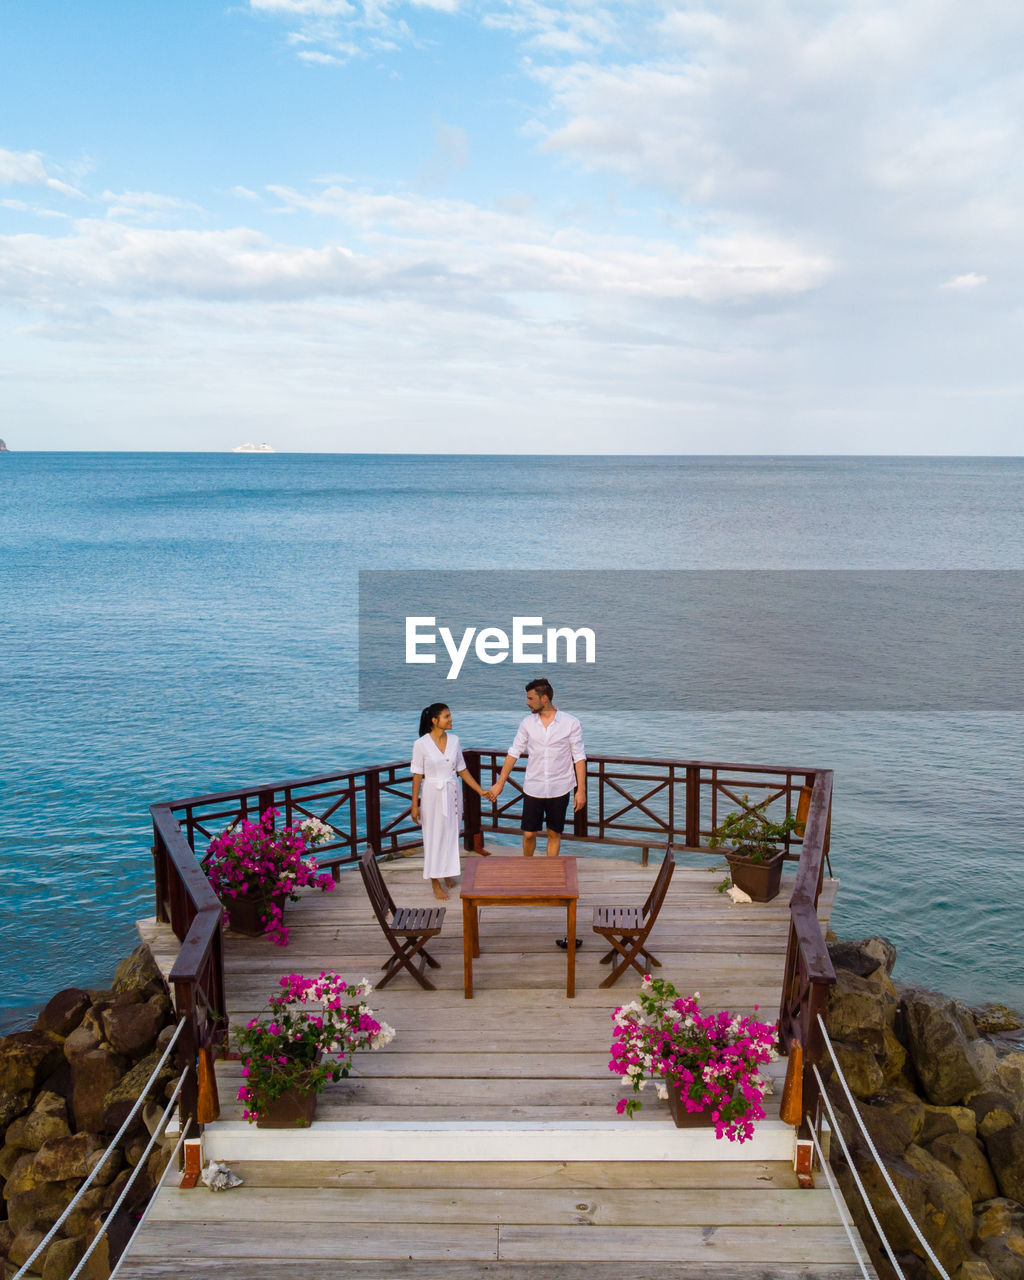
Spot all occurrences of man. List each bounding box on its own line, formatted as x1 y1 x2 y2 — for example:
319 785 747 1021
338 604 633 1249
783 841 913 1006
485 679 586 948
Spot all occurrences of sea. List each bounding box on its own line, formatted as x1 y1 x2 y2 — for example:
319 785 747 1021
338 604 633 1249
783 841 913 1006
2 453 1022 1033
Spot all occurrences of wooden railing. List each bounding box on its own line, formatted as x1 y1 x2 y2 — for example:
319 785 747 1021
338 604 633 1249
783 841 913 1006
151 753 834 1134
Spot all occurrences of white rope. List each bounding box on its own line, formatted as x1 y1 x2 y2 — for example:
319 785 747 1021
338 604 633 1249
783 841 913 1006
816 1014 951 1280
66 1066 189 1280
106 1117 194 1280
808 1111 874 1279
11 1019 186 1280
812 1063 907 1280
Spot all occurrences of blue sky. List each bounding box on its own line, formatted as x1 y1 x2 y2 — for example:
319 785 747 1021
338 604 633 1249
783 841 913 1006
2 0 1022 452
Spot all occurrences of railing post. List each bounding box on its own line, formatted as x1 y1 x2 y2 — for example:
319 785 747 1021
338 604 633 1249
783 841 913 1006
257 789 275 822
462 750 483 852
365 769 382 857
573 761 588 838
174 979 199 1138
801 978 830 1141
685 765 700 847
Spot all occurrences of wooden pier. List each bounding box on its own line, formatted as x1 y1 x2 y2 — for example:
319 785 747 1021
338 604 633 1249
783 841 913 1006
122 846 874 1279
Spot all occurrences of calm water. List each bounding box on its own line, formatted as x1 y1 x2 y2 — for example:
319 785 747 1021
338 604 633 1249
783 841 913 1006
2 453 1022 1031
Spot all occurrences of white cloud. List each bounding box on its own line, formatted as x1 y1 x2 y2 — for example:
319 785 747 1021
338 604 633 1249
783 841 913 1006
231 186 262 202
0 148 83 198
101 190 205 222
940 272 989 291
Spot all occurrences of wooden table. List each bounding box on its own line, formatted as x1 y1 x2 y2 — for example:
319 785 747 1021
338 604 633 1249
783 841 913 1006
460 856 579 999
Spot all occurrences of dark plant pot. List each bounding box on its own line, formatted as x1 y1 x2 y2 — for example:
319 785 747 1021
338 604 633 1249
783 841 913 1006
254 1084 318 1129
724 847 786 902
225 888 288 936
666 1087 716 1128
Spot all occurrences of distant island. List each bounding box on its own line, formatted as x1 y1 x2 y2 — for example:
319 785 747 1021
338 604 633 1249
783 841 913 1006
0 439 7 451
232 442 274 453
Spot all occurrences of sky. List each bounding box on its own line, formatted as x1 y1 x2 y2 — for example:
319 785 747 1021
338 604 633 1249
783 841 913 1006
1 0 1023 454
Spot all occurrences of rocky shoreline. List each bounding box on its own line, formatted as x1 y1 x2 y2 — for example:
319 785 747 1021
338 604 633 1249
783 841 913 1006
0 947 177 1279
823 935 1024 1280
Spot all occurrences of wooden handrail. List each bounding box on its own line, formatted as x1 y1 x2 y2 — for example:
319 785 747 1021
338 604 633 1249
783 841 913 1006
152 752 836 1135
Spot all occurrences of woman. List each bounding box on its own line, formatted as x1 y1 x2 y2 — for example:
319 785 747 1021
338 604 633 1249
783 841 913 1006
411 703 487 901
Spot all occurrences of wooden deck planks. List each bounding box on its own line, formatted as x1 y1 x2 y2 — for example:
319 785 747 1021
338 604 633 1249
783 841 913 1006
123 855 871 1280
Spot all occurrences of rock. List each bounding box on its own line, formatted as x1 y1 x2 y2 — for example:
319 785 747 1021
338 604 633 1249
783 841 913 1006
973 1006 1024 1036
958 1260 999 1280
878 1023 912 1088
876 1087 926 1143
904 1142 975 1274
35 990 91 1038
124 1133 147 1167
9 1226 48 1270
984 1124 1024 1204
970 1039 1004 1089
0 1087 32 1131
42 1234 87 1280
903 989 983 1105
101 1051 177 1134
5 1092 71 1151
113 988 145 1008
63 1186 107 1236
79 1005 110 1043
929 1131 999 1203
830 1040 885 1098
974 1197 1024 1280
6 1179 83 1235
969 1090 1018 1126
0 1140 24 1178
0 1030 66 1096
922 1105 979 1144
827 967 896 1054
828 935 898 978
981 1111 1016 1141
62 1024 100 1064
112 945 162 996
33 1133 104 1181
70 1048 128 1133
996 1054 1024 1119
155 1024 177 1052
4 1149 40 1195
101 1002 163 1058
0 1220 13 1257
958 1260 998 1280
86 1144 122 1187
148 992 172 1020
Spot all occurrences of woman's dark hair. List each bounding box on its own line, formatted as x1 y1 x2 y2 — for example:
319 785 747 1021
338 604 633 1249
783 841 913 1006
419 703 449 737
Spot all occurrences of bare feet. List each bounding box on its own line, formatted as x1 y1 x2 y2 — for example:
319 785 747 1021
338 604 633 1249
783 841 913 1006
431 879 449 901
444 877 458 888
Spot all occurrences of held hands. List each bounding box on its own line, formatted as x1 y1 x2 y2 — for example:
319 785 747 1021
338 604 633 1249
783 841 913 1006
483 781 505 804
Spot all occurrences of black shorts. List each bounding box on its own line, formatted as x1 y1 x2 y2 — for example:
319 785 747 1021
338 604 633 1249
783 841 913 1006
521 792 571 834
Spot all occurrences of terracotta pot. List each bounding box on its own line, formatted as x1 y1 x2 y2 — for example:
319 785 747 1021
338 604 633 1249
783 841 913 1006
724 847 786 902
225 888 288 936
254 1083 318 1129
666 1087 717 1128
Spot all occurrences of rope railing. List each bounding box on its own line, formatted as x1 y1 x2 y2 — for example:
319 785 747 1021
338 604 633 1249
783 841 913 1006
106 1117 193 1280
807 1120 875 1280
814 1012 951 1280
11 1019 186 1280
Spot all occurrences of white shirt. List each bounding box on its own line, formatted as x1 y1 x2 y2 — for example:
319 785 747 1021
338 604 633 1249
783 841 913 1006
508 709 586 798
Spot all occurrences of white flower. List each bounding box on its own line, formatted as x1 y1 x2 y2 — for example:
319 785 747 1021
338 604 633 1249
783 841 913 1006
655 1084 668 1101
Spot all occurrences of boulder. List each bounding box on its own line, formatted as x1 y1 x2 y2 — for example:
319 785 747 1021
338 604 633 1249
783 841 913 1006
904 1142 975 1274
62 1024 100 1064
42 1234 87 1280
958 1260 999 1280
974 1197 1024 1280
6 1178 83 1235
35 990 91 1038
70 1048 127 1133
3 1149 40 1195
996 1054 1024 1120
8 1226 48 1270
0 1030 66 1096
79 1005 110 1043
0 1220 13 1258
0 1139 25 1179
33 1133 104 1182
112 945 162 996
101 1002 163 1058
63 1186 107 1237
984 1124 1024 1204
972 1006 1024 1036
4 1092 71 1151
112 988 145 1009
923 1105 963 1145
928 1131 999 1203
86 1144 122 1188
101 1051 177 1134
0 1087 32 1132
981 1111 1016 1142
827 967 896 1054
903 989 983 1105
830 1040 885 1098
969 1091 1018 1127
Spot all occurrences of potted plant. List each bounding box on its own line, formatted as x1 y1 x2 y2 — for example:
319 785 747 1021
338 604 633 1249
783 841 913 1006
234 970 396 1127
610 976 777 1142
202 808 336 944
708 794 797 902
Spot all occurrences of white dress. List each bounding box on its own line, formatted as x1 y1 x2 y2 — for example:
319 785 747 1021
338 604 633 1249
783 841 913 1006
411 732 465 881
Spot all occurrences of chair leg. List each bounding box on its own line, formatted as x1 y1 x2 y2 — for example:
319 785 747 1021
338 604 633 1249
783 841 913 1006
599 937 652 988
378 935 439 990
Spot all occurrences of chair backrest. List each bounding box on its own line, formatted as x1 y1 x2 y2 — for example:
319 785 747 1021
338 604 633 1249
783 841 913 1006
642 845 675 921
359 848 395 924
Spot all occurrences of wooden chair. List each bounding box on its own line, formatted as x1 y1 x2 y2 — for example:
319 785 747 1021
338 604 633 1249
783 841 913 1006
591 847 675 988
359 849 445 990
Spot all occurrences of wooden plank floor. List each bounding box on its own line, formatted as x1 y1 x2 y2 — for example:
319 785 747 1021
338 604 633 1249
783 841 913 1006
125 847 873 1279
